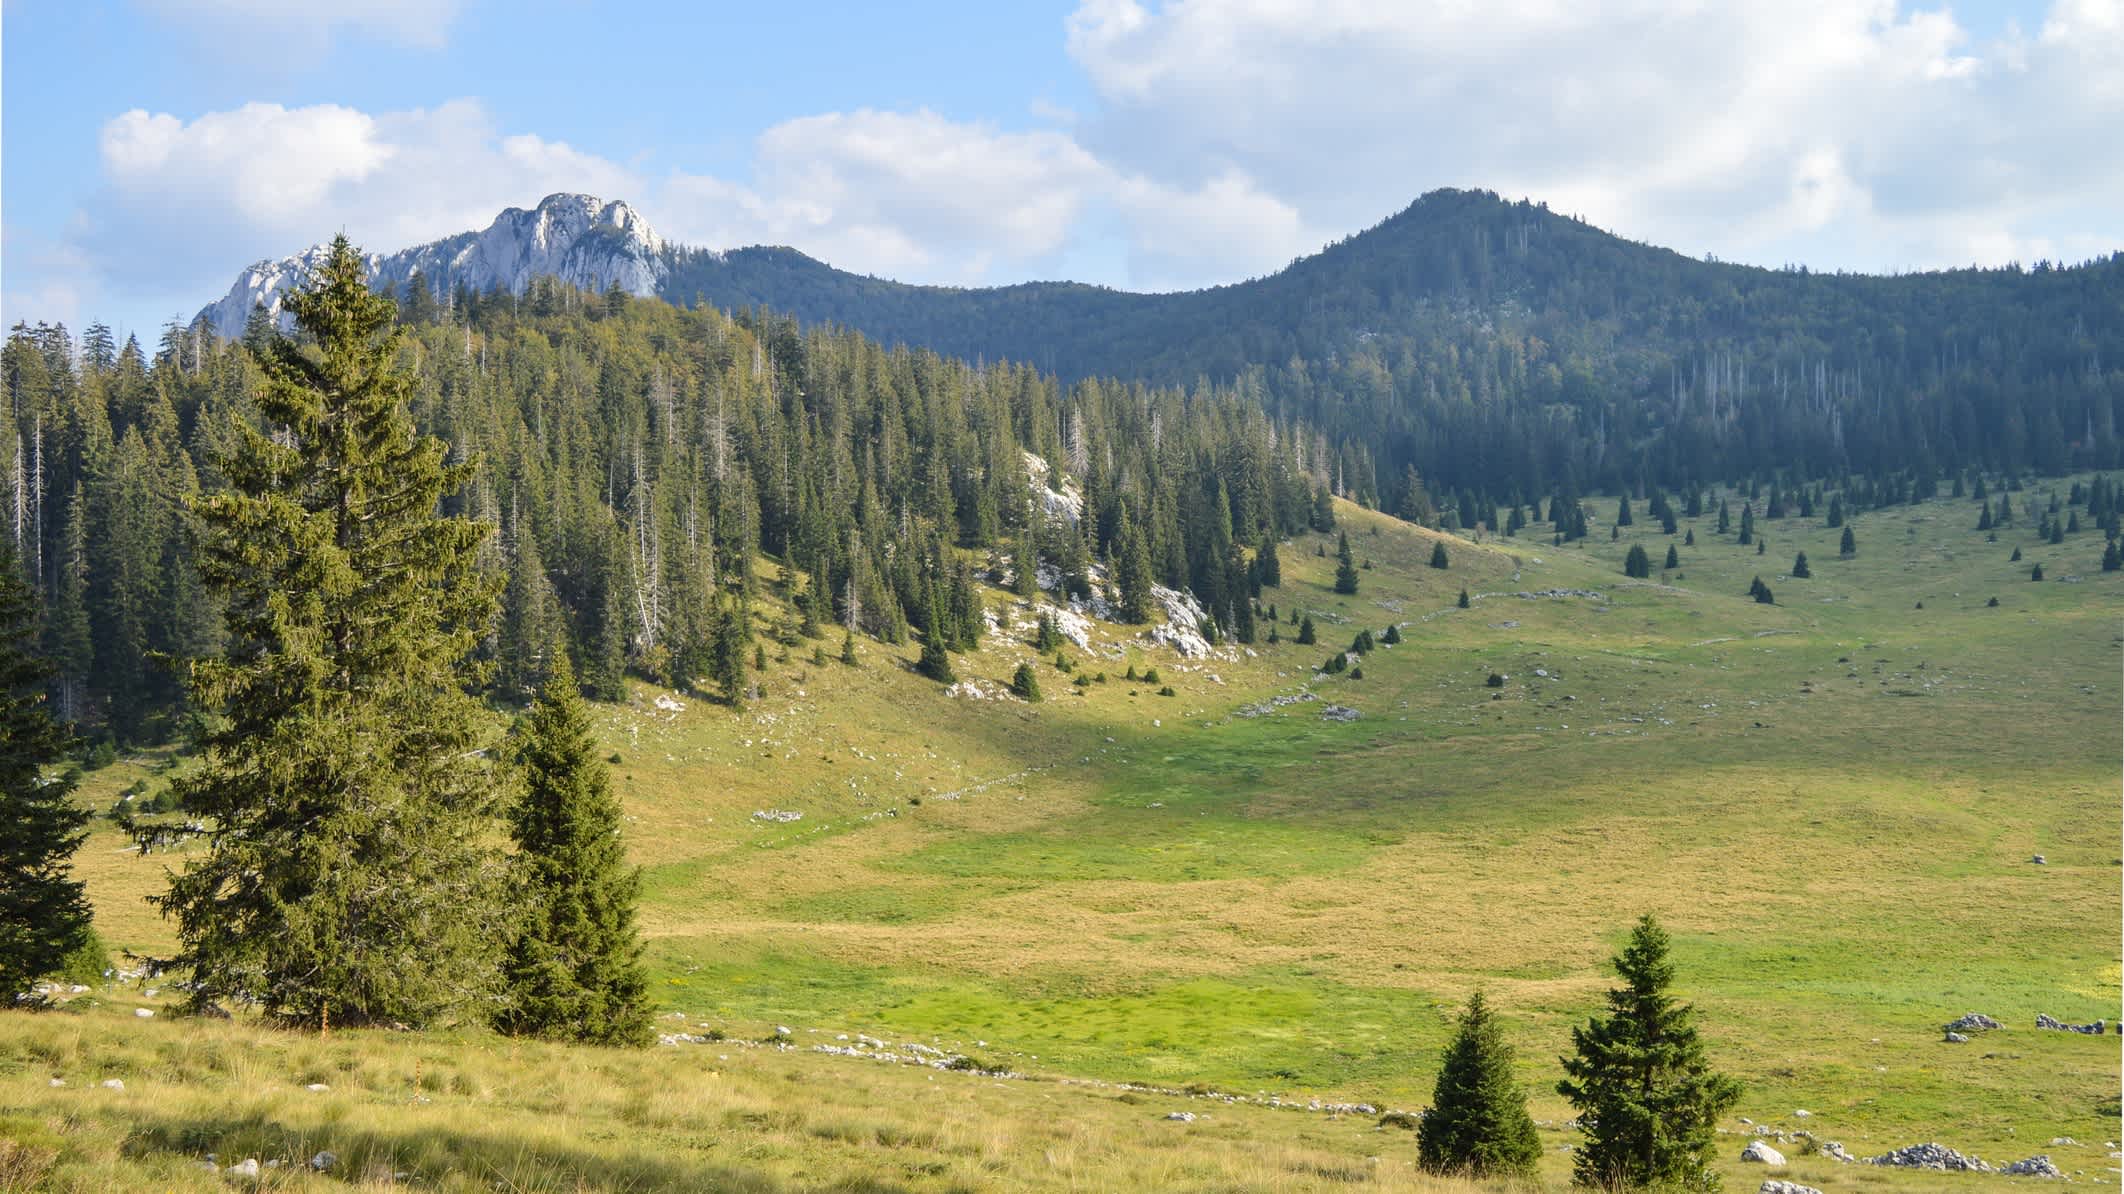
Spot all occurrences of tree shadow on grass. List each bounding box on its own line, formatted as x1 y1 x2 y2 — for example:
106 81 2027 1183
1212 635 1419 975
120 1106 921 1193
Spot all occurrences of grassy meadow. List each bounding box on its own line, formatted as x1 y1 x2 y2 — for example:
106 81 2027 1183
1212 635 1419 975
8 480 2120 1191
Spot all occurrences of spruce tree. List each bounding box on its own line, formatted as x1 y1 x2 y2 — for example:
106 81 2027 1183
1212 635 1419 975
153 236 504 1029
1334 531 1361 594
1457 587 1470 608
1664 544 1679 570
0 545 94 1002
1791 552 1810 578
1115 507 1156 624
1429 541 1450 570
1255 534 1282 588
1297 615 1317 645
1558 915 1740 1191
1417 991 1541 1181
1839 526 1856 558
496 651 652 1046
1011 661 1042 702
1624 544 1651 578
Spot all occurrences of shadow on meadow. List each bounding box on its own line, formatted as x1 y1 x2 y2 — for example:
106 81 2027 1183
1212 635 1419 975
115 1105 919 1194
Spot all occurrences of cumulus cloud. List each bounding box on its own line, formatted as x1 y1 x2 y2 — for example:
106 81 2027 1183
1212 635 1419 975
1064 0 2124 274
661 109 1108 283
83 99 639 291
137 0 464 51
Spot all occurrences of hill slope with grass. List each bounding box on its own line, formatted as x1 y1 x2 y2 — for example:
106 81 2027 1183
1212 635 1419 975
13 478 2122 1192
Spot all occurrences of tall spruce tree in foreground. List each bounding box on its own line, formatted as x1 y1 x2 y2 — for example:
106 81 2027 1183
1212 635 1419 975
154 236 503 1028
1417 990 1541 1181
496 649 652 1046
1558 915 1740 1191
0 545 94 1002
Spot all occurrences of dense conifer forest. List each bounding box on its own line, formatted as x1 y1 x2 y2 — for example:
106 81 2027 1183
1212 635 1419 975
3 282 1321 744
661 189 2124 516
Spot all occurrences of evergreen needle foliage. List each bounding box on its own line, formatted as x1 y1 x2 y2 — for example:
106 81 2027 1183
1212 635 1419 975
1011 662 1042 702
0 545 93 1001
496 651 653 1047
1334 532 1361 594
1417 990 1541 1181
152 237 505 1029
1558 915 1741 1191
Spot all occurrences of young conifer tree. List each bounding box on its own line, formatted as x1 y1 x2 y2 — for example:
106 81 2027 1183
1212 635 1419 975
1011 661 1043 702
1430 541 1450 569
1335 531 1361 594
496 647 652 1046
0 544 94 1002
154 236 504 1029
1418 990 1541 1181
1559 915 1740 1191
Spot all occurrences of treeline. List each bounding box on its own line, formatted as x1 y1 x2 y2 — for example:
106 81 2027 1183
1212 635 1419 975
657 189 2124 521
3 284 1327 743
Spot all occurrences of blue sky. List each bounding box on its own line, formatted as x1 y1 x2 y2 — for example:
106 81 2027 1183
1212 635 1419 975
4 0 2118 342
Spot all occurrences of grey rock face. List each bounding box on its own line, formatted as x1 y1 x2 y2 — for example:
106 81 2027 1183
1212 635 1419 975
197 193 668 339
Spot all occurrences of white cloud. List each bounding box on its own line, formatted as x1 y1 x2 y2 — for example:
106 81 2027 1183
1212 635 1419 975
1063 0 2124 275
82 99 639 291
137 0 464 51
662 109 1109 283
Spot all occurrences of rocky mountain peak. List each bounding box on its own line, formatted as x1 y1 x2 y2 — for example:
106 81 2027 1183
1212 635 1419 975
196 194 670 338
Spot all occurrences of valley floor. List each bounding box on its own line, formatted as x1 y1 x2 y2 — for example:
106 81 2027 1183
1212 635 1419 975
13 484 2122 1191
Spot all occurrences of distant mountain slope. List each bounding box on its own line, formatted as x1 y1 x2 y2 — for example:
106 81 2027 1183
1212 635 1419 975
197 194 667 338
657 188 2124 385
201 187 2124 504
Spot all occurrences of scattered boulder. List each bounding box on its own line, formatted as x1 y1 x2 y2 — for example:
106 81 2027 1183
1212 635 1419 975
1165 1111 1196 1122
304 1082 330 1092
2034 1013 2104 1034
2030 854 2045 864
100 1078 124 1090
1320 705 1361 722
2003 1155 2064 1178
1758 1182 1824 1194
309 1151 337 1172
227 1158 261 1179
1944 1031 1970 1043
1741 1140 1786 1165
133 1008 154 1019
1866 1142 1992 1171
1944 1012 2001 1033
1820 1141 1855 1163
1376 1110 1421 1130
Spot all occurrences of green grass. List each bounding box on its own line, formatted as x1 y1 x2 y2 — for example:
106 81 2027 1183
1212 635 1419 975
19 480 2123 1191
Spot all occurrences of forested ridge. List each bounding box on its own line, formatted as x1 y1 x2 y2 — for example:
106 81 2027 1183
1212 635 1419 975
8 186 2124 744
661 188 2124 515
3 283 1323 745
